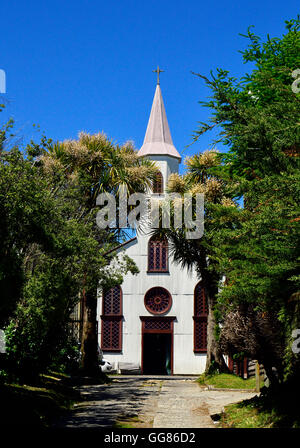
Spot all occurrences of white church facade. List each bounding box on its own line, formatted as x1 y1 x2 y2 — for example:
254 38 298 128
97 77 208 375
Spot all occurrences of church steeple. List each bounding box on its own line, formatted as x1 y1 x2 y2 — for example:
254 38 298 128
138 71 181 161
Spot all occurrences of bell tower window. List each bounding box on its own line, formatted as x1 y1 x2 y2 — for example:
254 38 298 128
153 171 164 193
148 236 168 272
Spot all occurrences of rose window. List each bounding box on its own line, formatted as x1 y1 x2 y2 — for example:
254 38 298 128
144 287 172 315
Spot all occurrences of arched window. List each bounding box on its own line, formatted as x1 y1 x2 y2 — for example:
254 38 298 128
148 236 168 272
101 285 122 351
153 171 163 193
193 282 208 352
144 287 172 315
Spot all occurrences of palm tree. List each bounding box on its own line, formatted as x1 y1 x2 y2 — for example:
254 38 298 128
41 132 157 375
154 150 236 373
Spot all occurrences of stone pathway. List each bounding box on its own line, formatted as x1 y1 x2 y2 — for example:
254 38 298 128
153 380 256 428
54 376 257 428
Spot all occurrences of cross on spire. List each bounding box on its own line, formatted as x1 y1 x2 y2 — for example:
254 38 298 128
153 66 164 85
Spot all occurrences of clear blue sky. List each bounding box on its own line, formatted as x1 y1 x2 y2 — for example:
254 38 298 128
1 0 299 166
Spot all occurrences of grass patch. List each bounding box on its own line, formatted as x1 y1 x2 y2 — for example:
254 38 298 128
221 391 300 428
140 380 163 389
114 415 141 428
197 373 256 389
0 372 81 427
114 412 156 429
221 397 273 428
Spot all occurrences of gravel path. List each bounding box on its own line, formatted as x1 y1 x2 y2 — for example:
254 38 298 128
54 376 257 428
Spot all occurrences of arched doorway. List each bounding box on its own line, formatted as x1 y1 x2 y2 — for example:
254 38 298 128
140 316 175 375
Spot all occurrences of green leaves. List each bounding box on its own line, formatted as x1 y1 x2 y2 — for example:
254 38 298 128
1 124 158 378
192 17 300 179
186 18 300 380
210 170 300 367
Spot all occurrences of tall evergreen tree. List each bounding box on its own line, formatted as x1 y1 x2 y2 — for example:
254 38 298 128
191 17 300 384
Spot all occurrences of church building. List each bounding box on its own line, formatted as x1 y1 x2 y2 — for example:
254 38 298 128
97 73 208 375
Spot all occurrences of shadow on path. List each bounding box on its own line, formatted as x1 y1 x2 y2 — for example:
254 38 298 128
54 377 162 428
53 376 257 429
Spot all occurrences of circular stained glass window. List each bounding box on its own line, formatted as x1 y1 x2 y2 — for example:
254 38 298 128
144 287 172 315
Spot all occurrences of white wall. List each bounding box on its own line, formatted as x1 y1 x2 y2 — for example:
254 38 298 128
146 155 179 191
97 154 207 375
98 231 207 375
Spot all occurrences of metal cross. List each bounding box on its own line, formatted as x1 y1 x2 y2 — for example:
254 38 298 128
153 66 164 85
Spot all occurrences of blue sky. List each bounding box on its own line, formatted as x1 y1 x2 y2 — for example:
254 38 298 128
1 0 299 169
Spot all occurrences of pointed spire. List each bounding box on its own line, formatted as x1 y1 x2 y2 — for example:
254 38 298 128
138 80 181 161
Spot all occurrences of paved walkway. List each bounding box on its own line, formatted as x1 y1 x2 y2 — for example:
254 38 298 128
54 376 257 428
153 380 256 428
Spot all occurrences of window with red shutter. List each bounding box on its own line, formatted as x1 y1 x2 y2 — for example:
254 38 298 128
148 236 168 272
101 285 122 351
193 282 208 352
153 171 163 193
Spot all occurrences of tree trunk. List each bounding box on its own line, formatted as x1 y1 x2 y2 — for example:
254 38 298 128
205 293 229 374
80 288 101 376
196 248 229 375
